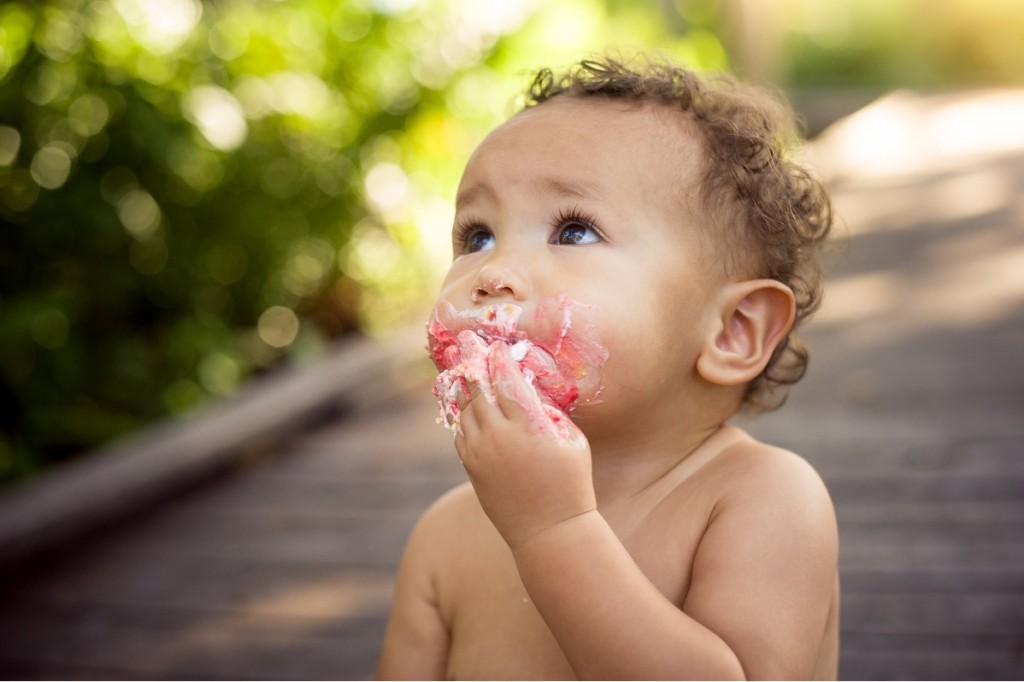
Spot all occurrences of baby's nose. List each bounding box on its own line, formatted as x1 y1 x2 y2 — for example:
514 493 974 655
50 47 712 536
470 262 529 303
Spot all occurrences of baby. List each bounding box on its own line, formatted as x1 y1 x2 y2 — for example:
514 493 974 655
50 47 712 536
378 54 838 680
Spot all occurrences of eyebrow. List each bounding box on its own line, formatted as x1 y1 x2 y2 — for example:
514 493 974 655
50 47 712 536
455 182 496 210
543 177 599 200
455 176 601 209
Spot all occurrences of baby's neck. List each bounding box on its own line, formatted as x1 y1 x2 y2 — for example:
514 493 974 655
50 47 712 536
586 419 732 508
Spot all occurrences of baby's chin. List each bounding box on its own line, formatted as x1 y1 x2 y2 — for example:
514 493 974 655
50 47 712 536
426 296 608 431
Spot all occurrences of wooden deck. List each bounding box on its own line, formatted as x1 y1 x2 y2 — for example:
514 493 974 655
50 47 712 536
1 89 1023 680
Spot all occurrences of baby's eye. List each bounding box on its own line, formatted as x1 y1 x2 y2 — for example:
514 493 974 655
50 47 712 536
459 226 495 254
555 221 601 246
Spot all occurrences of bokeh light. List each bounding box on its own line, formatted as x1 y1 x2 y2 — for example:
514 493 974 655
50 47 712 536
258 305 301 349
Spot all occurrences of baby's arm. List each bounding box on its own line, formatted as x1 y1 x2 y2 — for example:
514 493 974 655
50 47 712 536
682 450 839 679
457 342 837 679
514 449 838 680
376 496 451 680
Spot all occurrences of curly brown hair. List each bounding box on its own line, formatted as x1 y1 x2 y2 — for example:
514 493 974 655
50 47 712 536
521 53 833 412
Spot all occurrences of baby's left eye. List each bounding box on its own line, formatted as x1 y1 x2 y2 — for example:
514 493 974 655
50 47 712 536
554 220 601 246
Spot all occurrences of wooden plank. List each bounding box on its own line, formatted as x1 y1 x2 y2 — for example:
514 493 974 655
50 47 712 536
86 523 415 567
840 650 1024 681
154 470 461 518
747 418 1024 458
841 631 1024 681
0 614 385 680
841 592 1024 634
4 550 399 611
820 437 1024 475
838 542 1024 573
1 584 393 641
835 500 1024 524
837 517 1023 544
840 568 1024 594
825 472 1024 504
842 632 1024 651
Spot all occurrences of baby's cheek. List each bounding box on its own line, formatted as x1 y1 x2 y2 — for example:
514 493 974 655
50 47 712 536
530 295 609 407
522 347 580 413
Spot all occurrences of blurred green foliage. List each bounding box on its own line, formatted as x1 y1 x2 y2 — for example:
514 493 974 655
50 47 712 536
2 0 1022 484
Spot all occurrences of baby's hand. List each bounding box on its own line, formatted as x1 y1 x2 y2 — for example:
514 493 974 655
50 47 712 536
455 342 597 552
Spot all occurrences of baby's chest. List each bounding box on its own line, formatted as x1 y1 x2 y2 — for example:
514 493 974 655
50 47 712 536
441 540 573 678
439 514 705 678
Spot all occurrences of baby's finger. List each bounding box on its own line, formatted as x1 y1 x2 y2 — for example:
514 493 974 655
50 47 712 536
453 425 469 462
456 373 504 437
454 379 478 413
489 342 552 430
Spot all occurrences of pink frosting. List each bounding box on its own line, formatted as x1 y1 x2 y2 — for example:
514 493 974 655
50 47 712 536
427 296 608 438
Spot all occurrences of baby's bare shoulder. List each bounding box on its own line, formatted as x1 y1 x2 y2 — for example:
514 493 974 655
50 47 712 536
679 428 838 570
706 429 833 514
422 481 479 520
411 482 486 550
406 481 506 574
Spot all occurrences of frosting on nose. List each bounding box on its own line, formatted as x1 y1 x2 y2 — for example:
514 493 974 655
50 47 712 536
469 257 529 302
471 278 513 303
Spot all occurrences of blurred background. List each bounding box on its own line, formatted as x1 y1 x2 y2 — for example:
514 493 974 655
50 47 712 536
2 1 1024 679
3 0 1023 485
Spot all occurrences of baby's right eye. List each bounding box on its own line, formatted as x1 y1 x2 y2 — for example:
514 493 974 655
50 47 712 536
457 226 495 254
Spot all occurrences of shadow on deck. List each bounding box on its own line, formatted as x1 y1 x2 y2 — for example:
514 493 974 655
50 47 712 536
1 89 1023 680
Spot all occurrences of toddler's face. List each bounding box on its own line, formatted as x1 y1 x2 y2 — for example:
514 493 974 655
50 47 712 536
432 97 726 435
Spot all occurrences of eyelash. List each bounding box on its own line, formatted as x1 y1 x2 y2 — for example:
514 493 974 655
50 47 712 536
552 206 600 241
452 218 489 254
453 206 602 253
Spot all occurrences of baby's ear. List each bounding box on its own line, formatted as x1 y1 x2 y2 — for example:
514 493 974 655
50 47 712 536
697 280 796 387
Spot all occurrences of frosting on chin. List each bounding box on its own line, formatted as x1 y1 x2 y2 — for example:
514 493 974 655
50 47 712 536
426 296 608 438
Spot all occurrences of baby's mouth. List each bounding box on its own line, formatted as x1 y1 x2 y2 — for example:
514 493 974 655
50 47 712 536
426 297 608 434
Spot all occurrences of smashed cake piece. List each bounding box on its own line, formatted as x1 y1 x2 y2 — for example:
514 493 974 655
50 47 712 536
427 297 607 440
